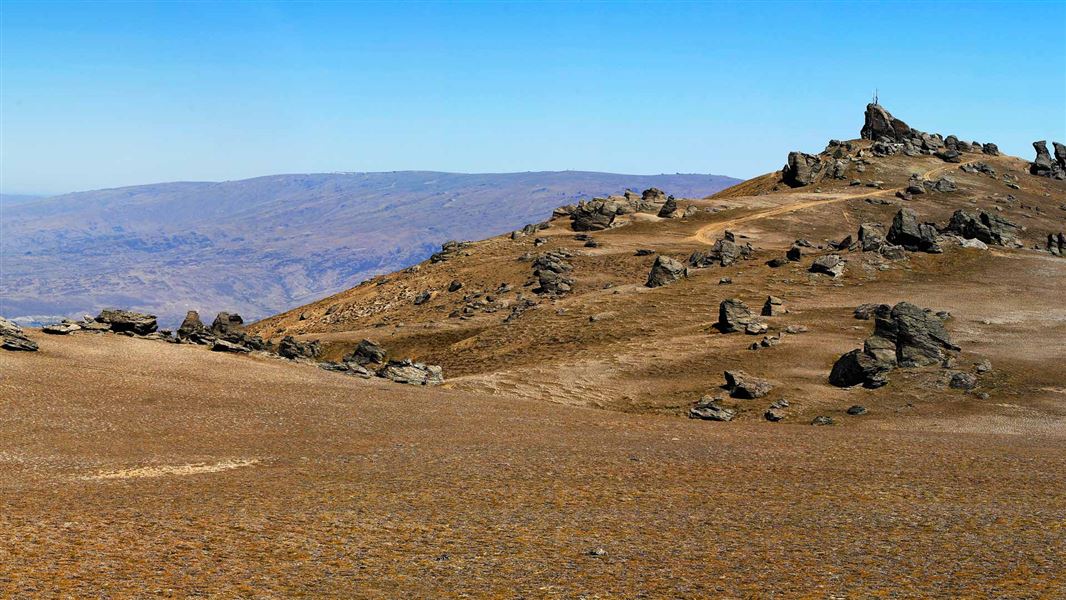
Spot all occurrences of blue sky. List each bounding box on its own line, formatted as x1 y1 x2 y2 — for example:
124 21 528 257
2 1 1064 194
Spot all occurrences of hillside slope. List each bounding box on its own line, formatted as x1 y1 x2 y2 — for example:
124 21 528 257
250 105 1066 426
1 171 738 325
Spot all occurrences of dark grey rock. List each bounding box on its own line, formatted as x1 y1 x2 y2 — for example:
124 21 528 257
809 254 845 277
97 309 158 336
723 370 773 399
645 256 688 288
346 339 387 365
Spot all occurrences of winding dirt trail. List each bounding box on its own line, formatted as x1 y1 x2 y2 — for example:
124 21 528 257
692 160 973 245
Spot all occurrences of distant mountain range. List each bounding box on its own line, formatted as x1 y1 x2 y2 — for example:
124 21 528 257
1 171 739 326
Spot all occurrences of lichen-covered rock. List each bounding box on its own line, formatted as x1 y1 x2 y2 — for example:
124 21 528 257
717 299 757 333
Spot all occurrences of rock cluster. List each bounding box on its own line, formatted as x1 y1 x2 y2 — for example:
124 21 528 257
860 103 995 161
322 339 443 385
942 210 1020 246
809 254 845 277
829 302 960 388
430 240 471 263
688 232 754 268
532 250 575 295
1030 141 1066 179
570 188 665 231
278 336 321 360
1 317 38 351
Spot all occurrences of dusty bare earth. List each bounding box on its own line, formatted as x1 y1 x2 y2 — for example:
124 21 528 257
3 124 1066 596
2 333 1065 598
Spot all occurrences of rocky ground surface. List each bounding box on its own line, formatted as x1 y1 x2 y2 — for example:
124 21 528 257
2 333 1064 597
3 104 1065 595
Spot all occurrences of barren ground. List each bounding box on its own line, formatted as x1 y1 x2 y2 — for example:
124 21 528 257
2 333 1064 598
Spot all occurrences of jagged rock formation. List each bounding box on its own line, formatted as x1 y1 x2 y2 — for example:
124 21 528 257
782 152 824 187
717 299 766 334
829 302 960 388
1030 140 1066 179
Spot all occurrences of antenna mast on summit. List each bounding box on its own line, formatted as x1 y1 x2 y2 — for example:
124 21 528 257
873 89 879 105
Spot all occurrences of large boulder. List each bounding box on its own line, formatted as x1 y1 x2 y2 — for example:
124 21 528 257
886 208 940 253
42 320 81 335
0 317 38 352
571 198 620 231
829 349 892 389
689 235 754 268
645 256 688 288
656 196 678 218
717 299 757 333
642 188 667 203
723 370 773 399
96 309 157 336
210 312 244 337
858 223 886 251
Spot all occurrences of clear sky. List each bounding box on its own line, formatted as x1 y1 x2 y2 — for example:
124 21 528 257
2 1 1064 195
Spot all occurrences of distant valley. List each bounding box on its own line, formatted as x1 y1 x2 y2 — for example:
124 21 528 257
0 170 738 326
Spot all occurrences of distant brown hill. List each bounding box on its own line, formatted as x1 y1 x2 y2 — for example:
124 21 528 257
0 171 738 325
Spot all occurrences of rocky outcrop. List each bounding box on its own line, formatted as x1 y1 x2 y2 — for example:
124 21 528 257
860 103 914 142
887 208 941 253
942 210 1019 246
377 360 444 386
278 336 321 360
782 151 824 187
809 254 845 277
645 256 687 288
96 309 158 336
1 317 38 351
829 302 959 388
211 339 251 353
532 250 575 295
1030 140 1066 179
571 199 618 231
642 188 667 203
688 397 736 421
1047 232 1065 256
42 320 82 335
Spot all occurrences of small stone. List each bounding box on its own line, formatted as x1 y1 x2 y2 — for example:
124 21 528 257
811 416 835 426
846 405 867 416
